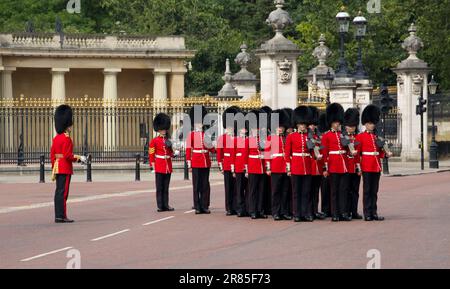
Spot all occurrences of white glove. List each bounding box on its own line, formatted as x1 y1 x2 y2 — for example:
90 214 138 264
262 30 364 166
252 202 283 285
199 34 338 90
187 161 192 169
79 156 87 165
173 150 180 158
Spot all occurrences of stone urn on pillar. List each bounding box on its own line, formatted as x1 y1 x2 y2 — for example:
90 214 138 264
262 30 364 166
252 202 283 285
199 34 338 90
393 23 431 161
256 0 301 109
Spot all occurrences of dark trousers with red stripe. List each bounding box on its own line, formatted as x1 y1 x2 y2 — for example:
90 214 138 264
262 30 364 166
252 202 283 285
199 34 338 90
292 175 312 218
347 173 361 216
263 174 272 215
235 173 247 214
192 168 211 211
329 173 350 217
156 173 171 210
311 175 322 215
248 174 265 216
321 176 331 215
54 174 71 219
271 173 290 217
362 172 381 217
224 171 236 213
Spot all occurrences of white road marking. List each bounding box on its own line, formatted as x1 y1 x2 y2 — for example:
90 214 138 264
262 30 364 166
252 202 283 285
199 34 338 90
91 229 130 242
0 182 223 214
142 216 175 226
20 247 73 262
184 210 195 214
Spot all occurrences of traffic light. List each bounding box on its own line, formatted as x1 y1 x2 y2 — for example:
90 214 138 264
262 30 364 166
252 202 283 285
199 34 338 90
416 98 427 116
380 84 394 114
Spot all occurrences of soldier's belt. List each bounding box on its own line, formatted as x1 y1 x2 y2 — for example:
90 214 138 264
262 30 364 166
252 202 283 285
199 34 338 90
249 155 262 159
224 153 231 157
156 155 171 159
55 154 64 159
271 153 285 158
329 150 346 155
193 150 208 154
236 153 243 157
362 152 380 156
292 153 311 157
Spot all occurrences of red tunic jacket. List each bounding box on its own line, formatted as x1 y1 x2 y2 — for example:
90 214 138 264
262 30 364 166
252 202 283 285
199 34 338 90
321 130 348 174
234 135 248 173
216 133 235 172
50 132 80 176
247 136 265 175
265 134 287 174
149 135 174 174
310 133 324 176
285 132 312 176
355 131 385 173
186 131 215 168
344 133 361 174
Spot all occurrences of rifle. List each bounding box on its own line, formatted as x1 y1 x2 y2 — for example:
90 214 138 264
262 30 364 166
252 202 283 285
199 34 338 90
307 128 322 160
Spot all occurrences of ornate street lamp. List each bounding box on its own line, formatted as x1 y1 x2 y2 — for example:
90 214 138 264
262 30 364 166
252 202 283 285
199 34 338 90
323 68 334 105
335 7 351 77
353 11 368 79
428 76 439 169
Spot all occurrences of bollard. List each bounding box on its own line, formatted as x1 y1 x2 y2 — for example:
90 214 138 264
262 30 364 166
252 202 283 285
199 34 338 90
86 154 92 183
39 155 45 183
184 159 189 181
135 153 141 182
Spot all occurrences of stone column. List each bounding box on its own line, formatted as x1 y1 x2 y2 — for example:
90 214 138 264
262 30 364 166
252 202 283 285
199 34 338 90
153 69 170 100
169 69 187 99
232 43 258 100
1 67 16 150
355 79 373 115
393 23 430 161
103 68 121 151
51 68 69 106
329 79 358 112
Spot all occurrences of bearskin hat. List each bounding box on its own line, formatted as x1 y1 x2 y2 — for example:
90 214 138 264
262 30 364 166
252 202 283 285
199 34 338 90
344 108 360 127
260 106 272 131
222 106 241 129
318 113 329 133
294 106 311 126
153 113 171 132
189 105 208 127
246 109 262 131
308 106 320 126
326 103 344 127
54 105 73 134
272 109 291 129
362 104 381 125
281 108 294 129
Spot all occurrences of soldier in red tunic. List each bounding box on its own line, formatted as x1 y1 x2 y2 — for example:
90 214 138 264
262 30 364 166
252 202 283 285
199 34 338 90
285 106 314 222
217 106 240 216
186 105 215 214
343 108 363 220
356 105 392 221
149 113 179 212
318 113 331 217
282 108 294 218
50 105 86 223
234 111 249 217
308 106 326 220
265 109 292 221
321 103 352 222
246 109 268 219
260 106 273 216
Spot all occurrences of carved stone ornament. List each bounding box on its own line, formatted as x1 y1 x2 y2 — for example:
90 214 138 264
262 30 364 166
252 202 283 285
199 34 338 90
266 0 293 34
312 34 332 67
235 43 251 69
412 74 424 95
401 23 424 60
278 58 292 84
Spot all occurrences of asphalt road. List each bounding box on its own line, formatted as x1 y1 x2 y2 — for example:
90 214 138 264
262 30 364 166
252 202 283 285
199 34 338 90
0 172 449 269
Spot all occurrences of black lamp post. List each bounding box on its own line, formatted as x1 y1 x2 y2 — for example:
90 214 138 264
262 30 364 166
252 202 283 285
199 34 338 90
353 11 368 79
379 84 394 175
335 8 351 77
428 76 439 169
323 68 334 105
